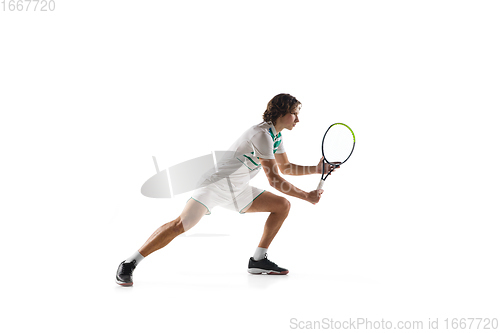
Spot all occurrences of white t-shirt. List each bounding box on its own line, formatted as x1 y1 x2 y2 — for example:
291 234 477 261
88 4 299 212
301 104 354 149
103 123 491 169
198 121 285 188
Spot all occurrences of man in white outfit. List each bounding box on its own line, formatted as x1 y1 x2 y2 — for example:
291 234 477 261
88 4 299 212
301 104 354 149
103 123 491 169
116 93 336 286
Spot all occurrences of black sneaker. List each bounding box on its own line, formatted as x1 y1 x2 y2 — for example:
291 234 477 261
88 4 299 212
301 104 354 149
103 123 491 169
116 260 137 286
248 254 289 275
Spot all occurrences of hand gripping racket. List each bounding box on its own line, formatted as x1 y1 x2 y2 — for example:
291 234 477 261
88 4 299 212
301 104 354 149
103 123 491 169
317 123 356 190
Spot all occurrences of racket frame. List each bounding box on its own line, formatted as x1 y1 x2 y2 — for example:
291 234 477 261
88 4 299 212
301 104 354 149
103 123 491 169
317 123 355 190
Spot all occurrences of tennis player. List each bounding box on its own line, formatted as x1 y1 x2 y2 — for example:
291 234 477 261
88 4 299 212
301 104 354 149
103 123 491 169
116 93 337 286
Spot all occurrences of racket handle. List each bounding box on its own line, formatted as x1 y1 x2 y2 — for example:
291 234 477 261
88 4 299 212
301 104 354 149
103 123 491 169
317 179 325 190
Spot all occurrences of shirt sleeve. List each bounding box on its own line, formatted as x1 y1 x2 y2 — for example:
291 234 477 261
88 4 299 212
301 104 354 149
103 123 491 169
250 131 275 160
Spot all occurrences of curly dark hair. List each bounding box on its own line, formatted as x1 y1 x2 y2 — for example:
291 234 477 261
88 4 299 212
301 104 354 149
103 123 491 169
263 93 301 125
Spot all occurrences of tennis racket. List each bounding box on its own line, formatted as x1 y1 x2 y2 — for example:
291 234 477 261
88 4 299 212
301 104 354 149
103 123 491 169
317 123 356 190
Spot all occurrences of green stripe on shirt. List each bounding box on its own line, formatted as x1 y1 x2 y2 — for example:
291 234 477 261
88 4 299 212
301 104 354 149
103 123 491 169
243 154 259 166
268 128 275 140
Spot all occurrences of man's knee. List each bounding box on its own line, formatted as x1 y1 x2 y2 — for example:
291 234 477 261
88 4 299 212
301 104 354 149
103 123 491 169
173 216 185 234
276 197 291 215
177 213 202 233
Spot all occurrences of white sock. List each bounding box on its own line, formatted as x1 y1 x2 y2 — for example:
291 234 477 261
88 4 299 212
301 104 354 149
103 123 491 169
253 247 267 261
125 250 144 265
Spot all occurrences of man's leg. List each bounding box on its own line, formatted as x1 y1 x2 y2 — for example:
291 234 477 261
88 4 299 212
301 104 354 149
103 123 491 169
138 198 207 256
116 199 208 286
243 191 291 248
243 191 291 275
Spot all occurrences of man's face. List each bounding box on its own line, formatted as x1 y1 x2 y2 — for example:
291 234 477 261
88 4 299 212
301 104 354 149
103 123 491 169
282 106 300 130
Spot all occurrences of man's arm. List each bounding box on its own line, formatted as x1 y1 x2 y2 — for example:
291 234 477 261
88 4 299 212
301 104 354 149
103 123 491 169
275 152 319 176
260 158 322 205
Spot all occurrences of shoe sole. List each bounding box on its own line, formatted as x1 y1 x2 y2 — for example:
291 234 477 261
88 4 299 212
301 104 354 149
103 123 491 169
248 268 289 275
116 278 133 286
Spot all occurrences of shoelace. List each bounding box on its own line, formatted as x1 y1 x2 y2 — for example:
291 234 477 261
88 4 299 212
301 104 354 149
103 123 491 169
263 254 278 267
120 260 136 274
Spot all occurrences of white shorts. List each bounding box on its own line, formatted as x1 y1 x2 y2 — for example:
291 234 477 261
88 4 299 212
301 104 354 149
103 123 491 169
190 179 265 215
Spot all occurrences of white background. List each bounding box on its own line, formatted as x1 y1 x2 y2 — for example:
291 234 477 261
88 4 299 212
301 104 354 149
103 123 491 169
1 1 499 332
